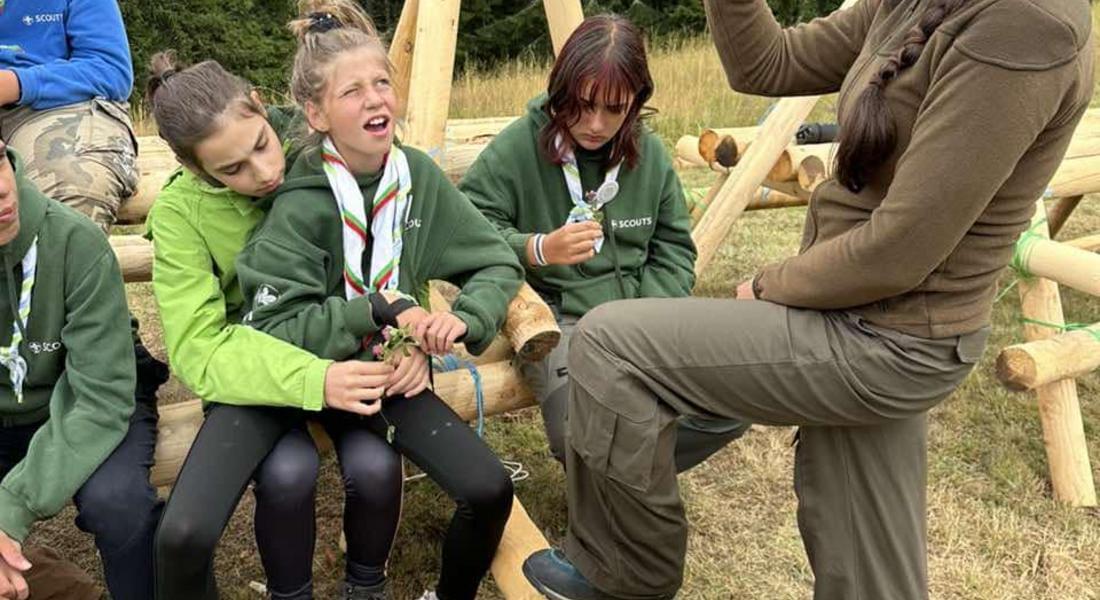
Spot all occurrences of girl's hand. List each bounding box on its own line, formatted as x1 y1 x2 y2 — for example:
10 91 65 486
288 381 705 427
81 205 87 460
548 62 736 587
324 360 395 416
385 347 430 398
539 221 603 265
414 312 468 355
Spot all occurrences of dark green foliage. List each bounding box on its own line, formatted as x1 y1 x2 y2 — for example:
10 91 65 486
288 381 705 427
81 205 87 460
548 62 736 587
120 0 843 105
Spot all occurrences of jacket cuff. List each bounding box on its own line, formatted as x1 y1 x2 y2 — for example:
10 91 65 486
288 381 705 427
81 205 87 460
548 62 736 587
302 359 332 412
450 309 486 355
506 233 534 268
0 488 37 542
344 296 378 338
9 68 36 106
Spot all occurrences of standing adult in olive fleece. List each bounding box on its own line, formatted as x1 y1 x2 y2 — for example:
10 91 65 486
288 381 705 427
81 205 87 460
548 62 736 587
0 143 160 600
461 16 748 472
521 1 1094 599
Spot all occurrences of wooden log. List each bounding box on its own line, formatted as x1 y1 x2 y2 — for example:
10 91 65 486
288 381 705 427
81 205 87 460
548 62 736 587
767 143 833 183
445 116 519 143
388 0 419 118
403 0 461 163
1065 233 1100 252
1016 234 1100 298
674 135 710 169
503 283 561 362
1047 195 1083 238
1015 200 1096 506
442 141 490 181
690 182 806 221
150 360 535 487
692 0 859 275
996 323 1100 391
111 235 153 283
698 126 761 157
1045 155 1100 198
491 498 551 600
542 0 585 56
698 133 748 169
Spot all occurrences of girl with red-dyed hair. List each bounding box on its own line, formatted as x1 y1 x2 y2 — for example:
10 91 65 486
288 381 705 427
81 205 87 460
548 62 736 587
461 14 748 473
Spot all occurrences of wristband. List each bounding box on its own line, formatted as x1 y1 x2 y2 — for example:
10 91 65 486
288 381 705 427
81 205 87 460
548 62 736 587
368 292 418 327
532 233 549 267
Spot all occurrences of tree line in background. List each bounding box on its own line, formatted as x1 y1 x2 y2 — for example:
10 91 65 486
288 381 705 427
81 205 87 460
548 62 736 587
121 0 842 106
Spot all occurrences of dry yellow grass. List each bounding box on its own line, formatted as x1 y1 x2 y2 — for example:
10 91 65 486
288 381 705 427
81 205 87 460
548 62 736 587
36 17 1100 600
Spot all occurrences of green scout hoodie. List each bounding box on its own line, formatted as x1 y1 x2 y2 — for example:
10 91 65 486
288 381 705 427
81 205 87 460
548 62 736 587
237 142 524 360
146 106 330 411
0 150 135 541
459 95 697 317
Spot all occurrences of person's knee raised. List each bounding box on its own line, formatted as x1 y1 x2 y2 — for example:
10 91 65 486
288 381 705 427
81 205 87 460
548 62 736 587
255 444 320 502
459 467 514 523
76 465 156 539
341 444 401 507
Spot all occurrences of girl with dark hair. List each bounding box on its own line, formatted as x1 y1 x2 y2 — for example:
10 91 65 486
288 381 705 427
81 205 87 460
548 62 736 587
461 14 748 471
522 0 1093 599
144 45 407 600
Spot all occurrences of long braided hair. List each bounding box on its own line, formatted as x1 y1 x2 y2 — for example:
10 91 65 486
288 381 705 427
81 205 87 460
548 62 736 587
834 0 969 192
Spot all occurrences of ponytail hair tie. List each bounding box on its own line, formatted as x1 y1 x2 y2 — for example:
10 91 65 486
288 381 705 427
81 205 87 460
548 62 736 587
308 11 341 33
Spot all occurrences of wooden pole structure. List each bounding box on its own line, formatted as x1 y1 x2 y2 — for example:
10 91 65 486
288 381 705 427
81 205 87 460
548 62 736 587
1045 155 1100 198
1014 200 1096 506
491 499 550 600
542 0 585 56
1015 234 1100 298
1065 233 1100 252
111 235 153 283
388 0 420 118
996 323 1100 391
1046 195 1083 238
690 180 807 222
690 0 859 276
403 0 462 163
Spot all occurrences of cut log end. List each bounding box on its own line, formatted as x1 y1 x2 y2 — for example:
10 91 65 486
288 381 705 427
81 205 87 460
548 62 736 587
995 347 1038 392
516 330 561 363
714 136 741 169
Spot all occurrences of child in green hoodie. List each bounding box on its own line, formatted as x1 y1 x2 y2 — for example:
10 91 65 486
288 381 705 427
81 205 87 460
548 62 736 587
144 51 408 600
236 2 524 599
459 15 748 472
0 139 159 600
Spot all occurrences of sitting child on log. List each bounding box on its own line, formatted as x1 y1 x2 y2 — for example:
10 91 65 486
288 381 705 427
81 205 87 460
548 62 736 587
235 2 525 599
459 14 749 472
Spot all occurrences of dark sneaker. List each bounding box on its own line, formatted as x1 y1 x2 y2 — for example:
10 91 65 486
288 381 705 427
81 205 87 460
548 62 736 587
523 548 674 600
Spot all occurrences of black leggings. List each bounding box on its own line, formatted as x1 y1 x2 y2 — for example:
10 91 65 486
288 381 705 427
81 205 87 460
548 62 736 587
156 392 513 600
359 389 514 600
155 404 403 599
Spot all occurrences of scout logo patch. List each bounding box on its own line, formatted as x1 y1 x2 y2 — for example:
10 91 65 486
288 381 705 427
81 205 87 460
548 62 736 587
253 284 281 308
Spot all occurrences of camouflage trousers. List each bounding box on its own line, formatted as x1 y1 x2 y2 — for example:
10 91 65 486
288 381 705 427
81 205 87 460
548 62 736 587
0 101 138 233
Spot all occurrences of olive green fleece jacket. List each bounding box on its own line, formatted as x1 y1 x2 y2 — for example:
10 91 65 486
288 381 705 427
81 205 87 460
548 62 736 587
706 0 1094 338
0 150 135 541
237 143 524 360
460 95 697 317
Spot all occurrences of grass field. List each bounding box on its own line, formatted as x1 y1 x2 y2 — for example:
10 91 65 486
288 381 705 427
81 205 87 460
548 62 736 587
33 15 1100 600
